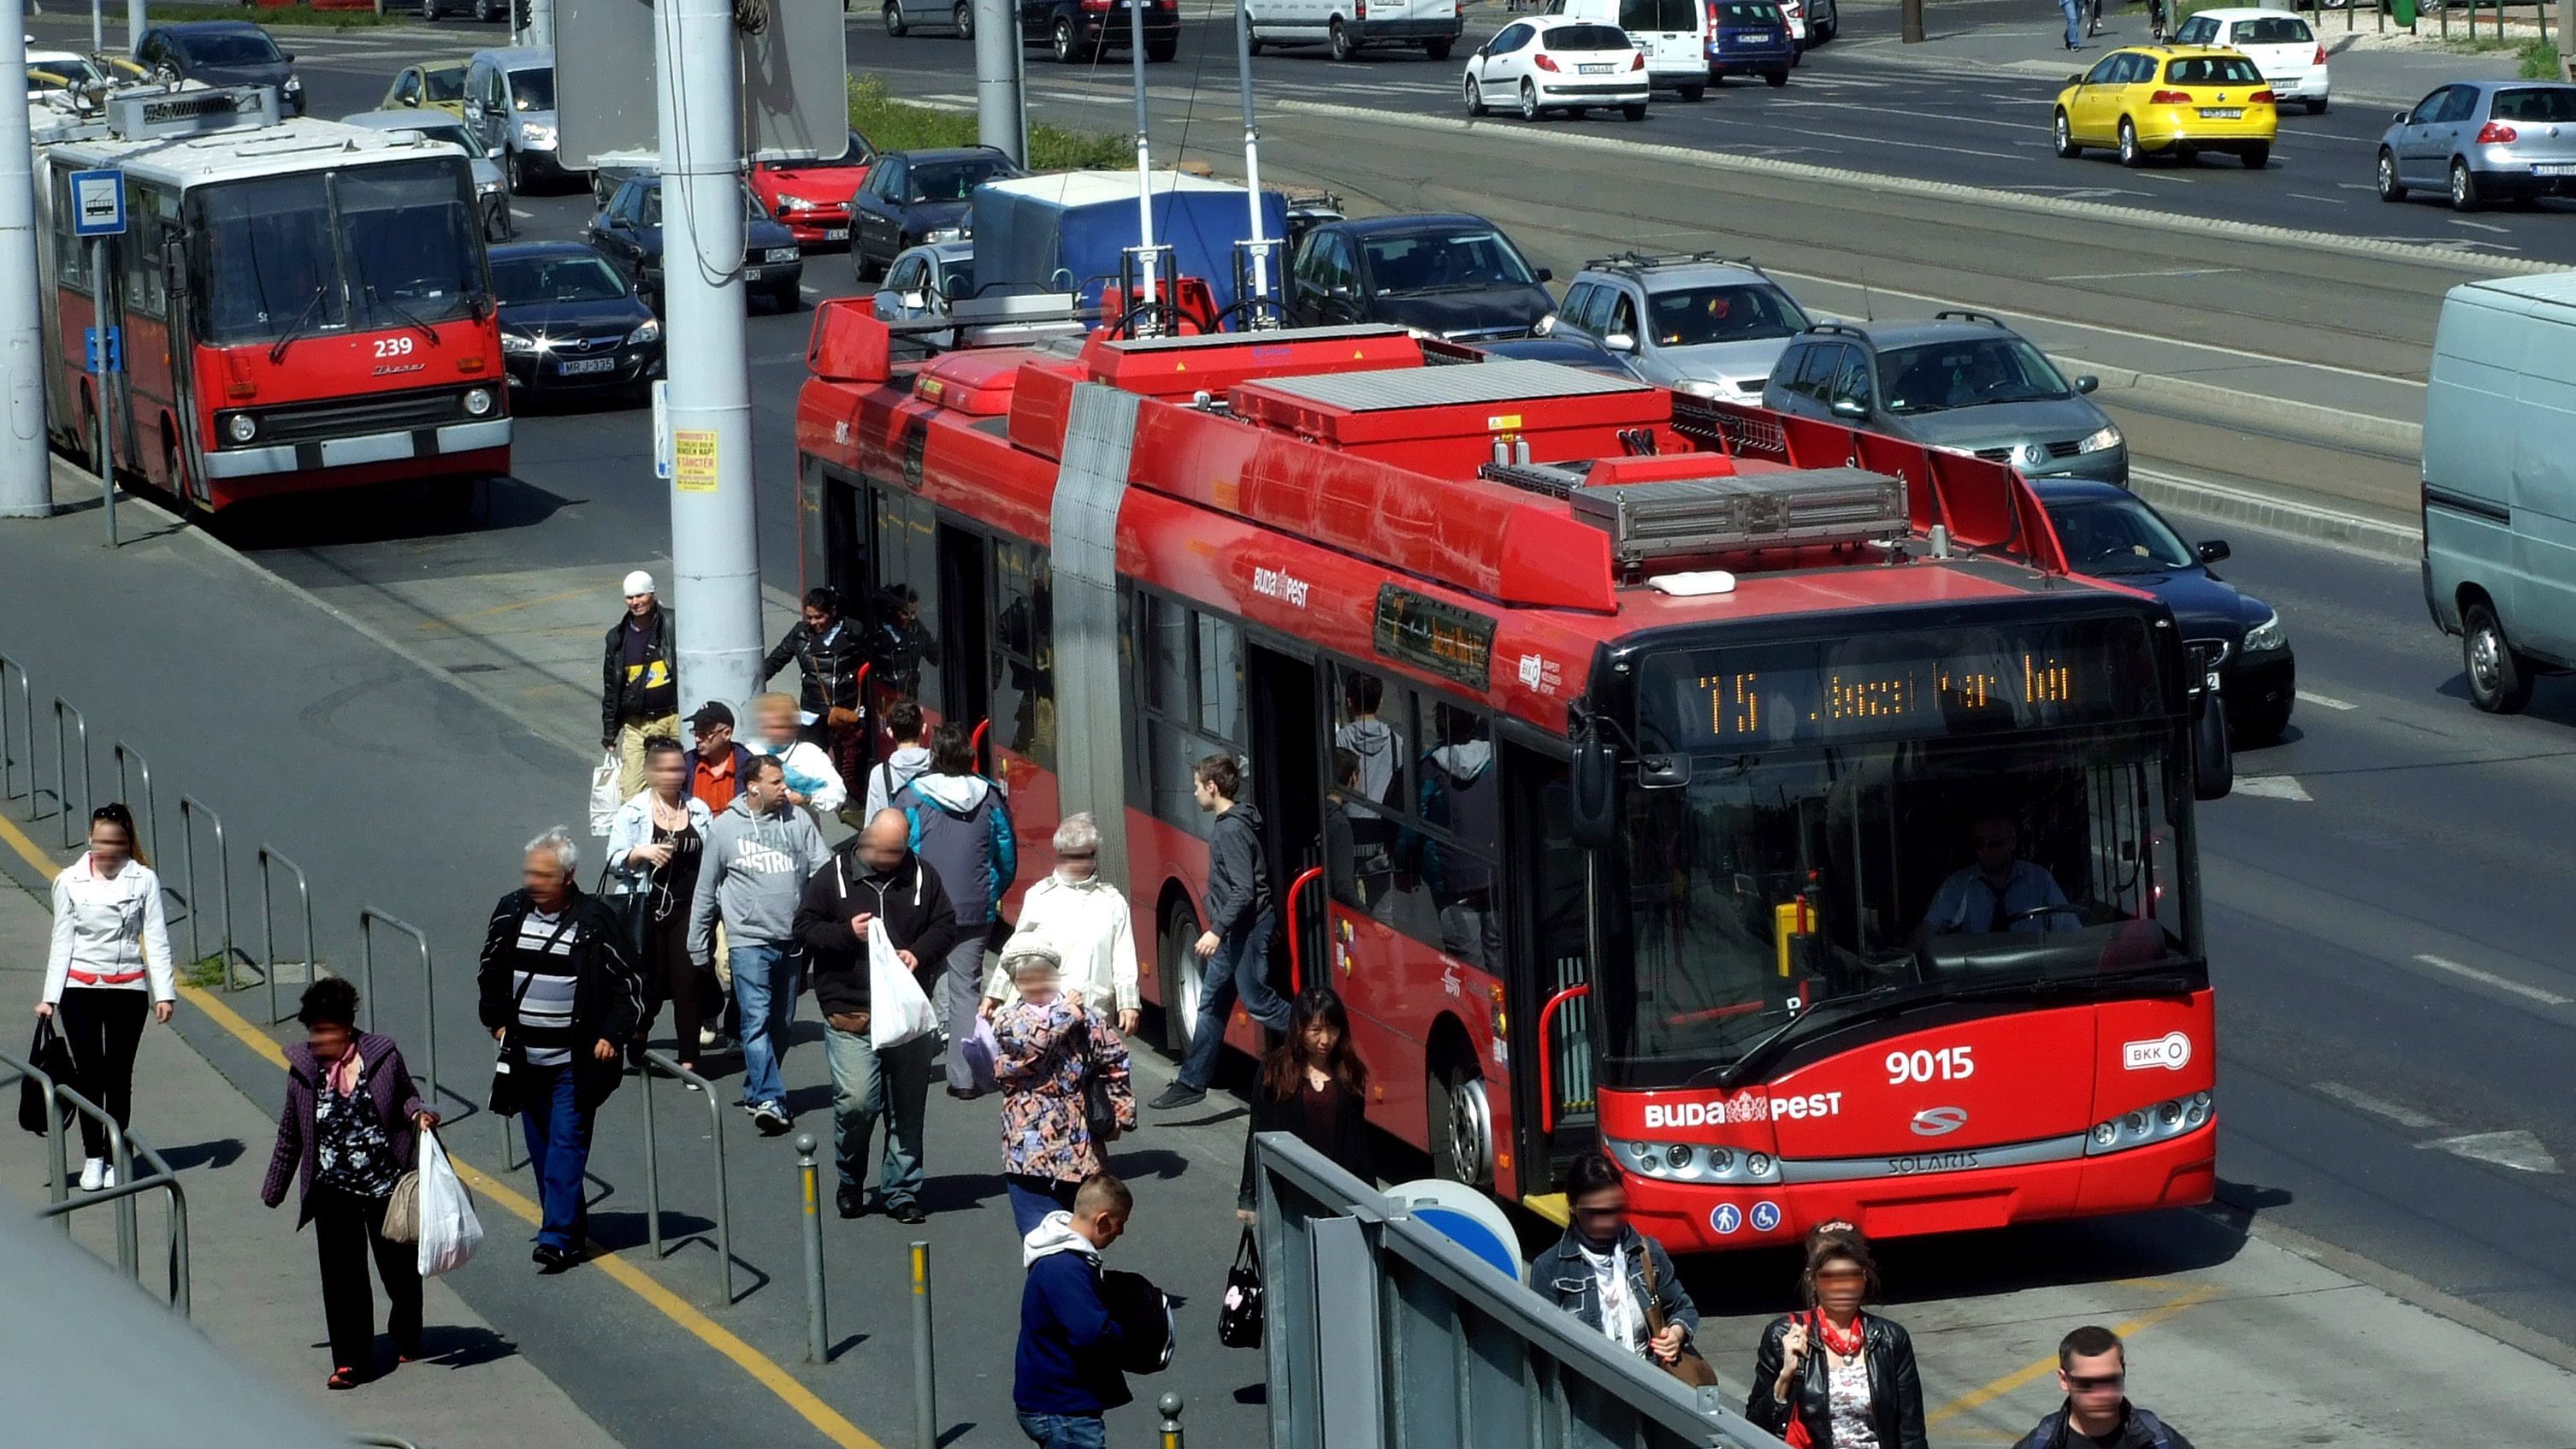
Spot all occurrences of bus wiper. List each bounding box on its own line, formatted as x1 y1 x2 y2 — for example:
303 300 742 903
266 291 330 364
1705 987 1916 1091
367 287 441 347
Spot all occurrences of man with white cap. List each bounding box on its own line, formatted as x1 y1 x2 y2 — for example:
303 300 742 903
601 569 681 799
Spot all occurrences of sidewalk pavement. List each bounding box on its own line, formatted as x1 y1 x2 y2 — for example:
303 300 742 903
0 872 627 1449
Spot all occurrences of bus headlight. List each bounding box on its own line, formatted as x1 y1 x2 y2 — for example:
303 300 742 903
1663 1143 1694 1172
2087 1094 2213 1156
225 413 257 443
463 387 494 417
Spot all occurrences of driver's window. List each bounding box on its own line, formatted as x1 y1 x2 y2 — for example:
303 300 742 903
887 257 923 293
641 191 663 228
2083 54 2120 85
1492 22 1532 50
1829 346 1874 409
877 160 906 199
1604 291 1638 341
395 72 419 103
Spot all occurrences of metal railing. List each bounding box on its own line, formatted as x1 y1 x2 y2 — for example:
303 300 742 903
361 909 436 1105
0 1042 74 1225
0 650 30 806
51 696 89 847
48 1082 142 1276
179 794 232 980
38 1127 189 1317
257 845 316 1025
637 1049 734 1304
112 739 157 868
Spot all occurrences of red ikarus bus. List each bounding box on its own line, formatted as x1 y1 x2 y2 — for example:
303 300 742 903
795 305 2228 1251
33 89 508 512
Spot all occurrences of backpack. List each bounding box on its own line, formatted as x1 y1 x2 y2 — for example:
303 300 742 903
1098 1267 1175 1374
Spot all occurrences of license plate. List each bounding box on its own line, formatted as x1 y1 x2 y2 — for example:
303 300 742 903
558 357 616 376
2534 164 2576 176
824 227 849 240
1579 62 1615 73
2199 107 2242 119
745 266 765 281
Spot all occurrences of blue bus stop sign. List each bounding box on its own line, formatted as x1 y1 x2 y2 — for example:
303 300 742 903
68 169 126 238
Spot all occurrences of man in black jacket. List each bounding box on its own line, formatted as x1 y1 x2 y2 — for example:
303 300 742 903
1151 754 1290 1110
2012 1327 2196 1449
602 570 680 799
761 588 871 768
795 808 960 1224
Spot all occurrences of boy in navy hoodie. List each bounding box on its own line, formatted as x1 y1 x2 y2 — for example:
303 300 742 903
1015 1172 1133 1449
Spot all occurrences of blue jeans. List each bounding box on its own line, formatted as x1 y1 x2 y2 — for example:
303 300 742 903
1006 1173 1078 1237
519 1062 594 1252
1178 908 1289 1091
824 1023 934 1207
1016 1411 1107 1449
2059 0 2082 45
730 941 800 1109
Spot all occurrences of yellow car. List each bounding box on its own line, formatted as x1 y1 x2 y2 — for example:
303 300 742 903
2052 46 2278 169
382 60 470 121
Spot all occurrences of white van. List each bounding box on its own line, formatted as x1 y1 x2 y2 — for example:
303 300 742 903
1548 0 1709 96
2421 272 2576 713
1243 0 1463 61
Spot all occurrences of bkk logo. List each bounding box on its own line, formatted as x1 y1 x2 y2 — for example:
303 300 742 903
2122 1032 2192 1072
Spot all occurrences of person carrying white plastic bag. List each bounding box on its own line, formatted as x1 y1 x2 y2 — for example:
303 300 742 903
416 1130 484 1278
588 750 622 837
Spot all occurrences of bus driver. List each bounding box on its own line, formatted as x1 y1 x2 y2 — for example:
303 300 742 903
1915 813 2075 944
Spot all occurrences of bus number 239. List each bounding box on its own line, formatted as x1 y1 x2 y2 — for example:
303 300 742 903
373 336 415 358
1888 1046 1974 1084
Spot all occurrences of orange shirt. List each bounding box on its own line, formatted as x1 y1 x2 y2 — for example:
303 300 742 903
691 751 738 813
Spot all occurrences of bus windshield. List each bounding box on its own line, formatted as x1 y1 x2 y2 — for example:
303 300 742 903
1600 613 2195 1085
192 158 487 346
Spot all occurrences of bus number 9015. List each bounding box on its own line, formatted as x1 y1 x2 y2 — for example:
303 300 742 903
1888 1046 1974 1084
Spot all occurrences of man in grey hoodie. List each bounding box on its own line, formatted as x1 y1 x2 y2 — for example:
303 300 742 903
863 699 934 819
898 722 1018 1094
688 754 827 1134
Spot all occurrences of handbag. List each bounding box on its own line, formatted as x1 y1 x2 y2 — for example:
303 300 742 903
18 1017 75 1137
595 860 649 963
1071 1011 1122 1147
381 1168 422 1244
1639 1237 1720 1388
1218 1225 1266 1350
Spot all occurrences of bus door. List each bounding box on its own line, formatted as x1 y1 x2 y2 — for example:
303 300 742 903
1245 641 1326 1002
936 523 992 756
1502 741 1596 1199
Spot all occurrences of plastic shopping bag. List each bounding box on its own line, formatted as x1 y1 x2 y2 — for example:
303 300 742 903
958 1017 1001 1097
869 915 938 1050
588 749 621 837
415 1131 485 1278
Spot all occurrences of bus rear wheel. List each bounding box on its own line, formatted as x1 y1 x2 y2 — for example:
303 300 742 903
1158 908 1205 1060
1428 1053 1494 1189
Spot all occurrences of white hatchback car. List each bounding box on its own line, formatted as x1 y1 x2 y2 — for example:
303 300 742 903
1462 16 1649 121
2171 8 2330 114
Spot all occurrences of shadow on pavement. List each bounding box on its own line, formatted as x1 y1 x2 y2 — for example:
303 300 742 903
159 1136 245 1172
207 475 577 552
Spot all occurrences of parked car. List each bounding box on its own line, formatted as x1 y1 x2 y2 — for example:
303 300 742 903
1242 0 1460 61
2033 478 2295 742
27 49 107 98
381 59 470 120
587 175 806 312
2053 45 2278 169
749 132 877 249
2421 273 2576 713
1024 0 1179 62
133 21 302 115
1705 0 1793 86
871 240 979 346
1461 18 1650 122
2378 80 2576 212
1761 313 2129 486
340 109 511 241
489 241 665 403
2171 9 2328 113
463 47 565 193
1288 213 1554 340
1548 0 1705 98
848 146 1027 280
882 0 973 37
1544 252 1809 397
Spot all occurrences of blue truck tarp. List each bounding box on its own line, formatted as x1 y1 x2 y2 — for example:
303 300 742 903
970 170 1290 314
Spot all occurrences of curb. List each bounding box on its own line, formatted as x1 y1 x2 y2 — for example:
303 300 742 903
2131 464 2419 559
1275 98 2567 276
2065 355 2424 458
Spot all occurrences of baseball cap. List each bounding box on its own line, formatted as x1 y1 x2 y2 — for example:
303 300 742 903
688 701 734 730
623 570 655 597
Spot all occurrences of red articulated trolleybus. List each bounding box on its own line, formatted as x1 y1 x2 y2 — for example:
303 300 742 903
795 302 2230 1251
32 86 507 512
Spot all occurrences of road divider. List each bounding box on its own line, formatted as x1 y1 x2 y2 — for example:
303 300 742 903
2131 465 2419 560
2067 356 2422 460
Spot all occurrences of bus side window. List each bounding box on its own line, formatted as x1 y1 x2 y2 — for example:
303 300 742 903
1136 592 1214 841
1329 665 1407 914
122 198 168 319
867 485 941 709
990 536 1054 770
1408 701 1503 968
53 170 85 291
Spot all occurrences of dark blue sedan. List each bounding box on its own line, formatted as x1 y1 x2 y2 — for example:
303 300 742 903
585 175 806 313
489 242 665 403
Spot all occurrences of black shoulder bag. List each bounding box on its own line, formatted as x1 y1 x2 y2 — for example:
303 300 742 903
488 911 578 1117
1071 1010 1122 1147
1218 1224 1267 1349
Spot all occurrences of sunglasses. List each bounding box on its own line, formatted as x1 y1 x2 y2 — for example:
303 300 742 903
2065 1373 2125 1392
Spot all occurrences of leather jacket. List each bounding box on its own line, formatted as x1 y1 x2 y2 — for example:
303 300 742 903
763 618 868 719
1746 1310 1929 1449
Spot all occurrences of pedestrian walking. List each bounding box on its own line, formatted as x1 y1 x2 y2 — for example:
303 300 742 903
688 754 828 1136
1235 985 1371 1221
795 808 960 1224
2012 1326 2198 1449
1015 1172 1136 1449
684 701 754 814
895 722 1017 1091
870 583 935 701
762 587 871 771
477 828 643 1273
749 690 850 818
1746 1223 1929 1449
259 978 438 1389
993 941 1137 1235
1149 754 1289 1111
601 570 680 800
1528 1153 1700 1371
2059 0 2084 50
980 813 1138 1037
861 699 933 819
606 736 715 1074
38 803 174 1192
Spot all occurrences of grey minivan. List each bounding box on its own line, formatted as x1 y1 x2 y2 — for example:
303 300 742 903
2421 272 2576 713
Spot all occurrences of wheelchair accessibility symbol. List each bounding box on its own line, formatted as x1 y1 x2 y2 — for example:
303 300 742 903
1710 1203 1744 1235
1750 1201 1782 1233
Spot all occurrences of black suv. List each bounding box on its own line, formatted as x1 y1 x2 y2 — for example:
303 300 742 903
1025 0 1179 62
1288 213 1554 342
134 21 303 115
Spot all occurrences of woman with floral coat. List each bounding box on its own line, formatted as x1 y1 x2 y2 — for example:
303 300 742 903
992 937 1137 1235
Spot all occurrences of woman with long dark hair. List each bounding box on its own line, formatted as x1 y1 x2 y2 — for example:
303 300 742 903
1235 985 1372 1219
606 736 713 1073
37 803 174 1192
1746 1224 1928 1449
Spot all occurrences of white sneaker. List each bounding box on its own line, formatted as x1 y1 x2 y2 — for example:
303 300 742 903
99 1164 116 1190
77 1158 103 1192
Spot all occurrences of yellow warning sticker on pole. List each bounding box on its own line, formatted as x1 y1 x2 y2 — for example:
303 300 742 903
674 429 718 493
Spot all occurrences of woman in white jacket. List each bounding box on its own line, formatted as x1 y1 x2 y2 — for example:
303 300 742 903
37 803 176 1190
604 737 718 1073
981 813 1140 1037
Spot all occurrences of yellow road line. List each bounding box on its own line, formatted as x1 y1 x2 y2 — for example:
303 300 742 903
7 813 883 1449
1927 1286 2220 1428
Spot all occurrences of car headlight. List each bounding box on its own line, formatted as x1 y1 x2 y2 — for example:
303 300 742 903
626 319 661 346
926 225 966 242
1676 379 1727 398
499 332 537 355
2077 423 2123 454
224 413 257 443
2242 608 2286 654
764 246 801 264
281 74 301 93
774 193 813 212
463 387 494 416
476 178 502 196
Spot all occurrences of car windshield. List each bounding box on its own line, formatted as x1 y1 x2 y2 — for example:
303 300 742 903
506 66 553 110
786 133 875 169
2230 16 2310 41
1880 337 2071 413
2047 495 2195 574
422 67 466 102
2163 55 2263 85
406 120 478 152
638 186 770 227
1646 283 1808 346
491 253 628 305
2492 86 2576 122
1546 22 1632 49
28 56 101 88
1362 228 1537 294
180 31 283 65
192 158 487 345
906 157 1013 203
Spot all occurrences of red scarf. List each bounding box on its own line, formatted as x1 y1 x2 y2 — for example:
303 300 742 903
1781 1311 1865 1449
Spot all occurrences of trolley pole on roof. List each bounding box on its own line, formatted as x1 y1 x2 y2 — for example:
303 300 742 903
973 0 1025 164
656 0 764 719
0 12 53 520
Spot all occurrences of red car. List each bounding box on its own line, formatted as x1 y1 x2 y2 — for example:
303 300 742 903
750 131 877 249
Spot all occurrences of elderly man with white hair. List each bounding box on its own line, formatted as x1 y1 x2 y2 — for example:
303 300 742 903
983 813 1140 1038
477 827 645 1274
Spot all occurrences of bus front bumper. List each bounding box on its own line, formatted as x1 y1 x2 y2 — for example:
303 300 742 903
202 417 514 479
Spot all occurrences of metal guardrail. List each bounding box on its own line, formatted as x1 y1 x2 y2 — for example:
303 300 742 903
49 1081 141 1277
38 1127 190 1317
179 794 232 980
51 696 89 848
637 1048 734 1304
0 1042 74 1226
0 651 29 807
111 739 157 869
1250 1133 1787 1449
360 909 435 1106
257 844 315 1026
